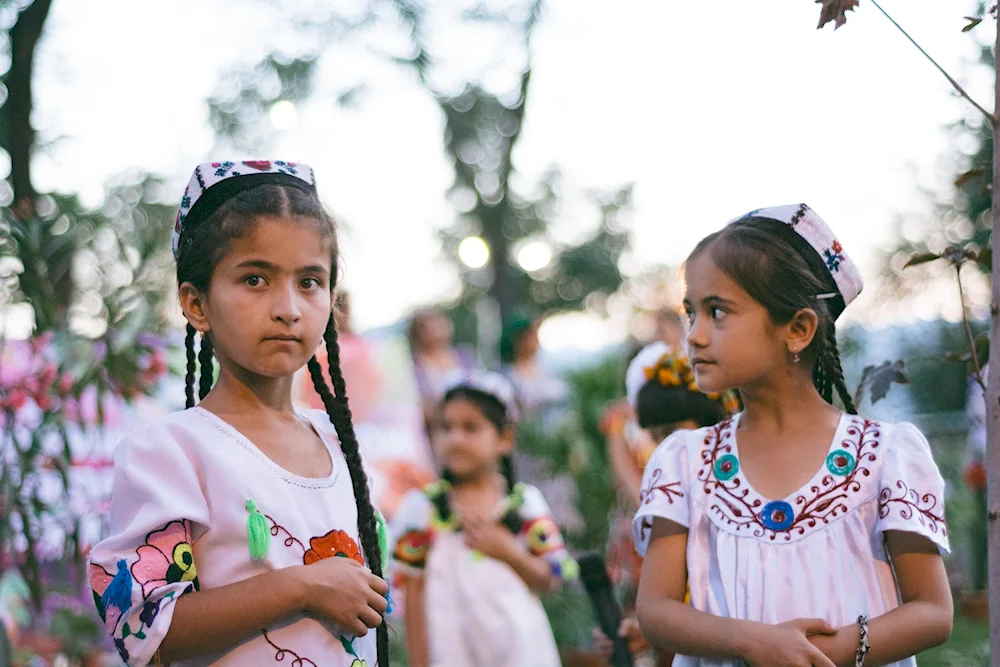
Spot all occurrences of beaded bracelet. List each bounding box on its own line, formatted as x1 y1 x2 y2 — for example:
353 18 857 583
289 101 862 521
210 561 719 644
855 614 871 667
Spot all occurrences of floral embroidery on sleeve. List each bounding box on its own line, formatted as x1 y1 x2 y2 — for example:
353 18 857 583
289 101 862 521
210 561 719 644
878 481 947 538
132 520 200 596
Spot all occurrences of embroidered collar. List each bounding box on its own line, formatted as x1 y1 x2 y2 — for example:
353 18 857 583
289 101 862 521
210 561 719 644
697 415 883 542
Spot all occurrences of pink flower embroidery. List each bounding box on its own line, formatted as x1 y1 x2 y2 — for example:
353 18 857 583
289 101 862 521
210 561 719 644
89 563 123 633
131 520 200 598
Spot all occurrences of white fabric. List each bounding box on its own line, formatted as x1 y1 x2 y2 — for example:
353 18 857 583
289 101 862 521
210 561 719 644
633 414 949 667
390 485 563 667
731 203 864 309
88 408 376 667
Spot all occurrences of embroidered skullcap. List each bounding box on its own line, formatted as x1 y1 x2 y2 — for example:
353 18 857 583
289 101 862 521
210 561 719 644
729 203 862 319
625 342 671 409
172 160 317 260
444 371 520 424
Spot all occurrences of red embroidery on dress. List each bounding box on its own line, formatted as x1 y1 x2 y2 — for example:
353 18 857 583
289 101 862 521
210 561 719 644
699 418 882 541
262 629 318 667
640 468 685 505
878 480 947 537
266 515 306 554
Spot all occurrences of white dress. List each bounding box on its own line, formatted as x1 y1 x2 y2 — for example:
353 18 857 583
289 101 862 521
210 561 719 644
88 407 378 667
389 483 572 667
633 414 949 667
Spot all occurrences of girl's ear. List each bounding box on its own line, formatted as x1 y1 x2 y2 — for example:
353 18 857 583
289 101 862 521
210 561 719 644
179 282 210 333
786 307 819 358
497 424 516 455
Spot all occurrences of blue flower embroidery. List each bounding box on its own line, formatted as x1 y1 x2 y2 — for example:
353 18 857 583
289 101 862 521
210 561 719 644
825 449 855 476
760 500 795 531
713 454 739 482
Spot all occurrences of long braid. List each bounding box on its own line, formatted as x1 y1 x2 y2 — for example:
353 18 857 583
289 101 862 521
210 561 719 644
500 454 523 533
320 318 389 666
824 322 857 415
185 324 197 409
198 335 214 401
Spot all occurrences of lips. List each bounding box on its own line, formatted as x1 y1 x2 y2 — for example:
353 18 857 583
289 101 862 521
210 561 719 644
264 336 301 343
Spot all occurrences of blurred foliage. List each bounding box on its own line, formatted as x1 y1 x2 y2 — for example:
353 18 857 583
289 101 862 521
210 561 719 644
204 0 633 349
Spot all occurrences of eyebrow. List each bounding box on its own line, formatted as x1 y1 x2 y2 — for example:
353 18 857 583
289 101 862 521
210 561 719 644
683 295 738 308
233 259 330 276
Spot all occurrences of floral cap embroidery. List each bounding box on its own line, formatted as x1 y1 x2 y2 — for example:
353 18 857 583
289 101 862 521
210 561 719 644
172 160 317 260
730 203 863 319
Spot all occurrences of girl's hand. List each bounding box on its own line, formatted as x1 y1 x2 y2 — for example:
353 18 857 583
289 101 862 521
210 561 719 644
296 557 389 637
593 618 650 659
742 618 838 667
463 514 519 562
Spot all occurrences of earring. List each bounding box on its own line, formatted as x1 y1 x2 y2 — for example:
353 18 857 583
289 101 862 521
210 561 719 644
792 352 801 364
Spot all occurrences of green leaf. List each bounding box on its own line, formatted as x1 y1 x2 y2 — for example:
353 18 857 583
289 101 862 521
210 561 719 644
903 252 942 269
867 360 910 405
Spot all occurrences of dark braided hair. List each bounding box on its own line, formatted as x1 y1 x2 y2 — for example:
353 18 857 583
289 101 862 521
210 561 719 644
184 324 197 409
688 220 857 415
198 335 214 401
175 182 390 665
436 386 523 533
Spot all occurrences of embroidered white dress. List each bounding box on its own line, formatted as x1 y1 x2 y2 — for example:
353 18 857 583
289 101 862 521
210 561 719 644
633 414 949 667
88 407 378 667
389 484 570 667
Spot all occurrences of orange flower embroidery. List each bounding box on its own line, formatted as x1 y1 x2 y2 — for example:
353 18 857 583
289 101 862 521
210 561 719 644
303 529 364 566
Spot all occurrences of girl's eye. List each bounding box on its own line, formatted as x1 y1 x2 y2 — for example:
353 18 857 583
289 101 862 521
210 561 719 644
710 307 726 320
244 274 265 288
684 309 695 325
301 277 321 289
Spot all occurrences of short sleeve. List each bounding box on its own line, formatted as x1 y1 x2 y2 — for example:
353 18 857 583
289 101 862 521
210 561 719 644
516 484 578 582
632 431 690 557
389 488 433 577
88 422 210 666
877 422 950 555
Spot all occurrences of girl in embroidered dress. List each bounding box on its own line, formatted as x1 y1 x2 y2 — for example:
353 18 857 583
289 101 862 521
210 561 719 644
389 371 577 667
634 204 953 667
88 162 390 666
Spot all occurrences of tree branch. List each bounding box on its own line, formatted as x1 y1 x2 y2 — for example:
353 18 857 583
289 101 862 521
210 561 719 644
956 262 987 390
871 0 995 123
6 0 55 212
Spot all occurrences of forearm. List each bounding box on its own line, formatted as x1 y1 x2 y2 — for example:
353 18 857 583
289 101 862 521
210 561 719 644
636 597 758 660
404 577 429 667
159 566 305 663
813 601 953 667
503 547 558 594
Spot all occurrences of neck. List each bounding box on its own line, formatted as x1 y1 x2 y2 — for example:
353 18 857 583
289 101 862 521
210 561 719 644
198 363 297 415
737 367 839 433
451 469 505 494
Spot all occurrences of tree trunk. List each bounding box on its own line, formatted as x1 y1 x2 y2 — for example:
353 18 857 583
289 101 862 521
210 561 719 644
988 17 1000 665
7 0 54 212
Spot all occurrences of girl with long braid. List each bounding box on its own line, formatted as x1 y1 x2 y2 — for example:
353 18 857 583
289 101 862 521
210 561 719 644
390 371 577 667
88 162 389 666
634 205 953 667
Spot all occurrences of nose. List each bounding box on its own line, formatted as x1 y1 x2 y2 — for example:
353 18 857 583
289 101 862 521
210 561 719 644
686 315 707 351
272 282 302 325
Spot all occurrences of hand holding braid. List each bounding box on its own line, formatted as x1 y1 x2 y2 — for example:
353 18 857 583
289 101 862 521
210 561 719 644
310 317 389 666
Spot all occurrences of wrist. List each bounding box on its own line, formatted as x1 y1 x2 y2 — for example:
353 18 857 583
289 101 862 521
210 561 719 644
278 565 310 614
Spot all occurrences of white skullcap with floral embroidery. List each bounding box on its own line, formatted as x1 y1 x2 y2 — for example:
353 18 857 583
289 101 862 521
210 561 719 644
444 370 521 424
172 160 316 261
729 203 863 319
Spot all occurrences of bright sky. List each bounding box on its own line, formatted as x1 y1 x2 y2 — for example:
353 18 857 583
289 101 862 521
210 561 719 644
24 0 991 349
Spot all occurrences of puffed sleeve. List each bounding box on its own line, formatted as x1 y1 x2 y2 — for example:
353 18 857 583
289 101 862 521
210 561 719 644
389 487 434 577
88 421 210 666
516 484 579 581
877 422 950 555
632 431 690 557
